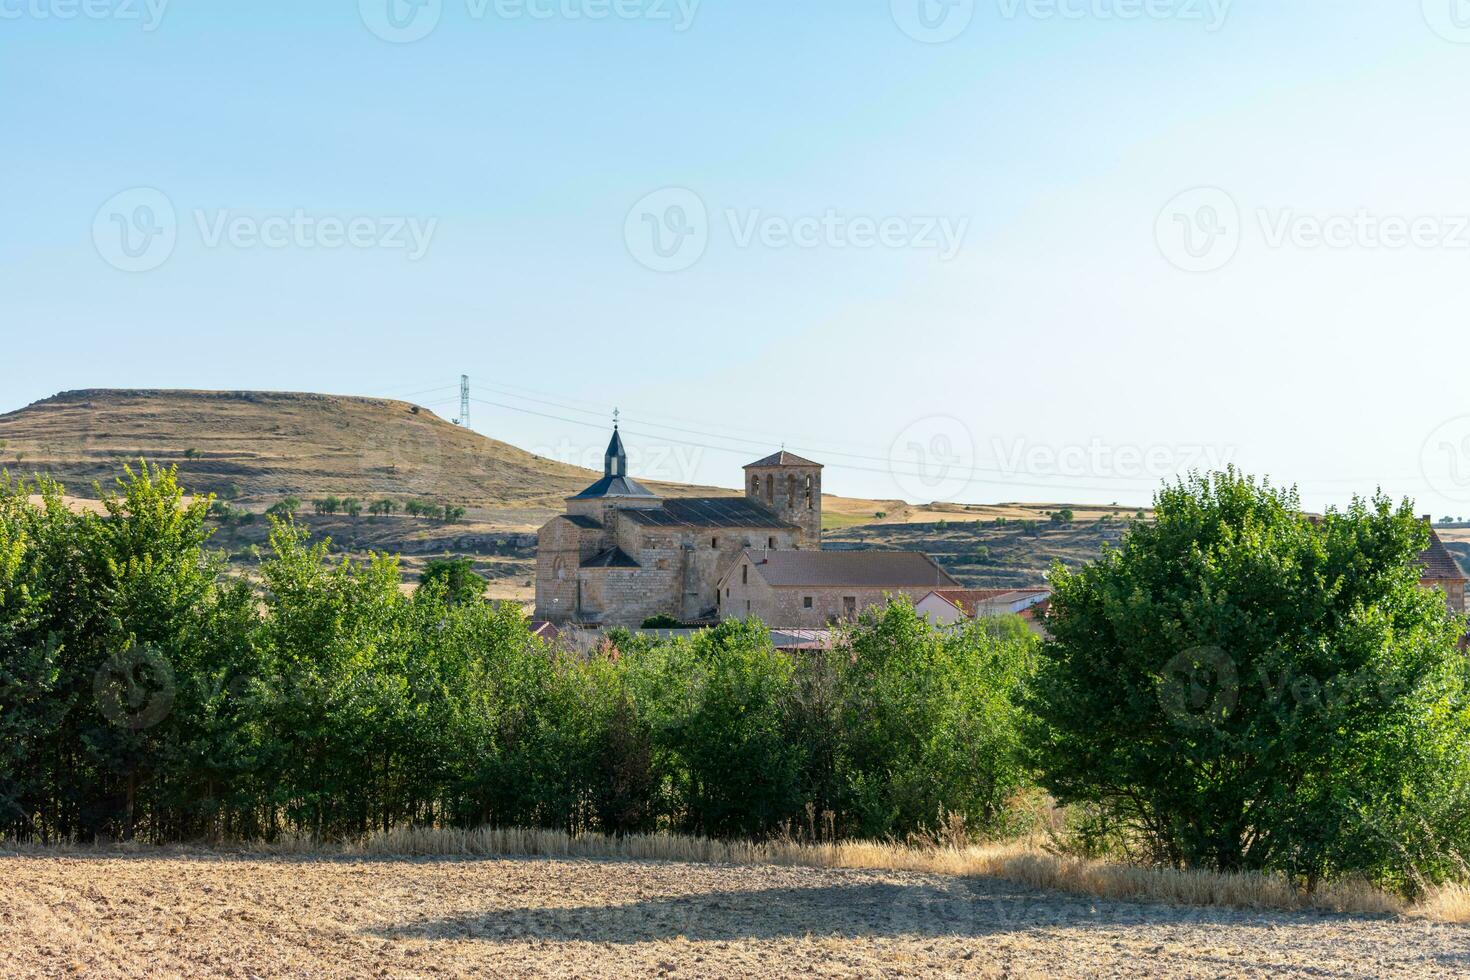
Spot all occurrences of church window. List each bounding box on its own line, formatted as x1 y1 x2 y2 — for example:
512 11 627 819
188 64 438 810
742 565 748 585
805 475 814 509
786 474 796 505
804 596 813 609
766 478 773 505
767 537 775 549
752 475 760 496
711 537 718 549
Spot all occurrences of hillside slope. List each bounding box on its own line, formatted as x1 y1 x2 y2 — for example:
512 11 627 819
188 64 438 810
0 389 723 510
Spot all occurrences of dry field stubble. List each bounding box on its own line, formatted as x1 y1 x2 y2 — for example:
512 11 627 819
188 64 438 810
5 833 1470 978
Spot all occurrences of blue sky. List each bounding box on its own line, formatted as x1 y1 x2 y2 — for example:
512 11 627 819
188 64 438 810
5 1 1470 513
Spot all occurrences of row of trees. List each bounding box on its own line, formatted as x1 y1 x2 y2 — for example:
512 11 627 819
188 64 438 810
3 463 1470 895
0 464 1033 845
256 496 467 524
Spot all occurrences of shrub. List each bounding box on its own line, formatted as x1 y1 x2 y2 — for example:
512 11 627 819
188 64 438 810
1028 469 1470 890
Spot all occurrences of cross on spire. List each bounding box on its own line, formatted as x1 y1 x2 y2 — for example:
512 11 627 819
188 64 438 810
613 407 620 429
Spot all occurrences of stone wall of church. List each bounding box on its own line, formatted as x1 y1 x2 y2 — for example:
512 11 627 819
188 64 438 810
615 523 805 622
576 567 681 627
534 518 586 623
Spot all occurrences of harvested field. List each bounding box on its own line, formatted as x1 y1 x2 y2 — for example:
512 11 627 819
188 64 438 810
3 851 1469 978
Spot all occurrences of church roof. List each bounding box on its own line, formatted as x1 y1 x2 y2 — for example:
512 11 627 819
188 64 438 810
581 547 641 569
738 550 959 589
560 515 604 530
622 497 799 530
570 474 659 500
745 450 822 469
1421 526 1467 582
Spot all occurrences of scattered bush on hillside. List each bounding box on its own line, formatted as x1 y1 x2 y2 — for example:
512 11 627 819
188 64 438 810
266 496 301 518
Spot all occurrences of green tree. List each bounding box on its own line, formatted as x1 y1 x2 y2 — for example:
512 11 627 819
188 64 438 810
1028 470 1470 888
342 498 363 518
419 557 486 605
266 496 301 518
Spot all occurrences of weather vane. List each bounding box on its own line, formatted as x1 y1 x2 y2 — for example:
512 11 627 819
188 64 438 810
613 407 620 429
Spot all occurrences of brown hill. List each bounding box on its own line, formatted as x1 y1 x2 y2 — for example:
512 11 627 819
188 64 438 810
0 389 726 512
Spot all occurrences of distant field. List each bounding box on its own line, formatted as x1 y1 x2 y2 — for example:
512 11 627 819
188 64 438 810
4 850 1465 978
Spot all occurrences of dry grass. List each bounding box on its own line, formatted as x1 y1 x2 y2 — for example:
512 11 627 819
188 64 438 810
225 825 1425 920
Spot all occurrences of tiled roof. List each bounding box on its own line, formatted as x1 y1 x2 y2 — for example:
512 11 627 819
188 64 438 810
623 497 799 530
1421 526 1467 582
745 451 822 469
570 474 659 500
561 515 603 530
581 547 641 569
743 550 959 589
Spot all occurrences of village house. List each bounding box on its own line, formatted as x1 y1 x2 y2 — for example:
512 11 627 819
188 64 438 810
717 549 959 628
1421 523 1467 615
916 588 1052 632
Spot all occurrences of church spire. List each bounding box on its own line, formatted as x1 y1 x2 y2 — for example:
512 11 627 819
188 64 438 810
605 410 626 478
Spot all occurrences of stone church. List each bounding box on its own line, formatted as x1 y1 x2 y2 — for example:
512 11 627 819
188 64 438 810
534 426 824 626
